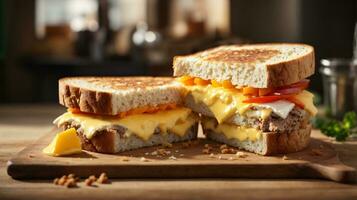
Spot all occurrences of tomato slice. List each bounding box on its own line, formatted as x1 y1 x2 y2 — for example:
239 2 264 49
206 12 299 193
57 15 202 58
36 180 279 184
243 95 293 103
274 87 302 95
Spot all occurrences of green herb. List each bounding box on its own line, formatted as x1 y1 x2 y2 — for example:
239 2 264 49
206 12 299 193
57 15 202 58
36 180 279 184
312 111 357 141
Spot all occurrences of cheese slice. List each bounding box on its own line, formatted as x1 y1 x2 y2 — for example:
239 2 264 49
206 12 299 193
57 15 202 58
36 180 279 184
202 119 262 141
54 108 196 140
42 128 82 157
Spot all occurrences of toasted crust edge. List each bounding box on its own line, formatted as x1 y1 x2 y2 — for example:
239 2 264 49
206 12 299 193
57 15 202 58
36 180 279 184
266 48 315 87
59 81 113 115
173 43 315 88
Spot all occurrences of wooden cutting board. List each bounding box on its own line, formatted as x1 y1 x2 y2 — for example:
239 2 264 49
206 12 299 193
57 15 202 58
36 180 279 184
7 128 357 183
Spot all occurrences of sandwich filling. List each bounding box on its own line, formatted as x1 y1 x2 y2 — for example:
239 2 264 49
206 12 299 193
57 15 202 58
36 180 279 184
54 107 197 140
178 76 317 141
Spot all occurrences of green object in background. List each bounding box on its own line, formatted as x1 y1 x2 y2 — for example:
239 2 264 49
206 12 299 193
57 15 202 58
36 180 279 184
312 111 357 141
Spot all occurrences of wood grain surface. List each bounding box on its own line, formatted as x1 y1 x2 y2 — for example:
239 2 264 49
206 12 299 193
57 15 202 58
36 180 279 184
7 128 357 183
1 105 357 200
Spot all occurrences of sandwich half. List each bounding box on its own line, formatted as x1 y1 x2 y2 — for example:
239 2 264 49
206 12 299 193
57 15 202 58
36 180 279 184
173 43 317 155
54 77 199 153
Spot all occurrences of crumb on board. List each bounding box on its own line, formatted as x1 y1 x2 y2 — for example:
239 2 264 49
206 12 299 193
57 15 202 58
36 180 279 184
282 155 288 160
169 156 177 160
140 157 149 162
235 151 247 158
209 153 215 158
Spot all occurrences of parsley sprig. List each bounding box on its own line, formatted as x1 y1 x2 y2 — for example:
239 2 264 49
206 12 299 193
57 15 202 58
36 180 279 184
312 112 357 141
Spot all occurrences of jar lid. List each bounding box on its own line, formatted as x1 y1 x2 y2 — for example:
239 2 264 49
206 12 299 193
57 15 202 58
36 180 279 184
320 58 357 76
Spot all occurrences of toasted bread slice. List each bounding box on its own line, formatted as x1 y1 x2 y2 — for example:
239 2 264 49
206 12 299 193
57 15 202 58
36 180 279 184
173 43 315 88
59 77 184 115
202 117 311 155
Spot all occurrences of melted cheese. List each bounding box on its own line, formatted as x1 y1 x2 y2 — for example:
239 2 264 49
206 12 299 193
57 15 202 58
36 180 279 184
190 85 252 123
202 119 262 141
42 128 82 156
54 108 196 140
187 85 317 122
294 90 318 116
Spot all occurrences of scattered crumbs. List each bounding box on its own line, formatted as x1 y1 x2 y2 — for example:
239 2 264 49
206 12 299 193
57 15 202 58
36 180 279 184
89 158 94 160
282 155 288 160
179 154 184 157
97 173 109 184
151 151 158 156
157 148 171 156
169 156 177 160
228 157 234 161
310 149 324 156
162 143 173 148
140 157 149 162
209 153 215 158
145 152 149 156
204 144 211 148
202 148 211 154
220 144 228 150
175 150 179 153
121 156 130 161
53 174 78 188
218 155 223 160
235 151 247 158
84 178 94 186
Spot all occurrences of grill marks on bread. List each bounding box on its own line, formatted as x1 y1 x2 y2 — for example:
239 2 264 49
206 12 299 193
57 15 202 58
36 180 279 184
205 49 280 63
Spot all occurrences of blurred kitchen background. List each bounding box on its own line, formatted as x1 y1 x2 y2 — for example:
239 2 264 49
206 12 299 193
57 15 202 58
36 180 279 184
0 0 356 104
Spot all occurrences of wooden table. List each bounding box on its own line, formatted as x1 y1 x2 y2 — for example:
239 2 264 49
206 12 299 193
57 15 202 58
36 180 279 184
1 104 357 200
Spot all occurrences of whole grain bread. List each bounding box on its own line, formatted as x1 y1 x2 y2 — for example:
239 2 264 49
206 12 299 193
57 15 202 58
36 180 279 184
59 77 184 115
173 43 315 88
203 121 311 155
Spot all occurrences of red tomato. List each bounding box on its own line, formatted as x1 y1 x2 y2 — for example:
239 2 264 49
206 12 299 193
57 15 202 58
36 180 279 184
274 87 302 95
243 95 293 103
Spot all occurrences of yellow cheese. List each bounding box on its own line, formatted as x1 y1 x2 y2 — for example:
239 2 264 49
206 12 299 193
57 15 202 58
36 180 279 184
202 119 262 141
54 108 195 140
190 85 258 123
42 128 82 157
294 90 318 116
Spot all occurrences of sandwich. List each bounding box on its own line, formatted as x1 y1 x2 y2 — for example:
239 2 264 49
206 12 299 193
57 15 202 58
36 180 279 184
53 77 199 153
173 43 317 155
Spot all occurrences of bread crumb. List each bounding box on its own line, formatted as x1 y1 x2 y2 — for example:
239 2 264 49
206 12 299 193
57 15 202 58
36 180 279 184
218 156 223 160
157 148 170 156
202 148 211 154
175 150 179 153
169 156 177 160
228 157 234 161
88 175 97 181
220 144 228 150
282 155 288 160
84 178 94 186
179 154 184 157
58 176 67 185
209 153 215 158
235 151 247 158
97 173 109 184
140 157 149 162
310 149 323 156
162 143 173 148
121 156 130 161
145 152 149 155
53 178 59 185
64 178 77 188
